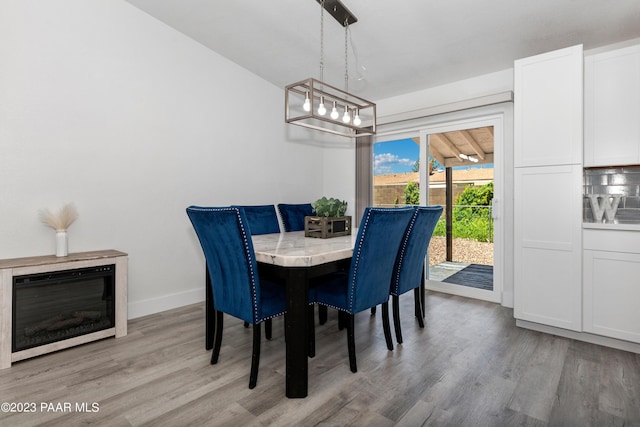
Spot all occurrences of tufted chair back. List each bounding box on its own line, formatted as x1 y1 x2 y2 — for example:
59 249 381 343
392 206 443 296
277 203 314 232
187 206 271 324
346 206 415 313
231 204 280 235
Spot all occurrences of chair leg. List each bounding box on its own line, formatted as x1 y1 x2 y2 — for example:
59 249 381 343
381 302 394 351
249 322 261 389
307 305 315 358
420 269 426 318
211 311 224 364
205 266 215 350
393 295 403 344
414 288 425 328
338 311 346 330
414 287 421 319
205 298 216 351
346 313 357 373
265 319 272 340
370 306 377 315
318 305 328 325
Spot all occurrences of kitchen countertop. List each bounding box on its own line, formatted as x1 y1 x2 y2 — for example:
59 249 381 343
583 222 640 231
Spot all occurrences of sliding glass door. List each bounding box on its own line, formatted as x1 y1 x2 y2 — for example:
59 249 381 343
419 115 502 303
368 106 511 305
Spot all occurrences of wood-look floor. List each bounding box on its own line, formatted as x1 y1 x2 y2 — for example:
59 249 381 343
1 291 640 426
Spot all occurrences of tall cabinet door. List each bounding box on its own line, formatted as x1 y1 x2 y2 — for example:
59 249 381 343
513 45 583 331
584 44 640 167
514 165 583 330
514 45 583 167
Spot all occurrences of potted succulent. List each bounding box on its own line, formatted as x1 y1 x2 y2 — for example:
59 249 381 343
305 197 352 238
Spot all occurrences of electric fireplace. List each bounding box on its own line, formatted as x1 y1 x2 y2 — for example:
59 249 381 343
0 250 128 369
12 265 116 352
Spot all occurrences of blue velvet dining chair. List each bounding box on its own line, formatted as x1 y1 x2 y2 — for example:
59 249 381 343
186 206 287 389
231 204 281 332
277 203 314 232
231 204 280 235
311 206 415 373
387 205 443 344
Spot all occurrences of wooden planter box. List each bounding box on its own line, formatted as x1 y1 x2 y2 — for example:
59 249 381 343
304 216 352 239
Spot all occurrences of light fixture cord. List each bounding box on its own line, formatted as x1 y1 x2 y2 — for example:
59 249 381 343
319 0 324 83
348 25 365 87
344 18 349 94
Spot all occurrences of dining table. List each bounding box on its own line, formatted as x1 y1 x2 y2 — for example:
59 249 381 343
202 227 428 398
205 229 358 398
251 230 358 398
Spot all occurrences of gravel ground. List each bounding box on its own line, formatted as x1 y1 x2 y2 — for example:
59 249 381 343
428 236 494 266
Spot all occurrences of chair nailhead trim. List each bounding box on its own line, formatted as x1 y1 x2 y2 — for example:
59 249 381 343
316 302 350 314
189 206 266 324
392 210 418 296
232 208 261 324
348 209 372 311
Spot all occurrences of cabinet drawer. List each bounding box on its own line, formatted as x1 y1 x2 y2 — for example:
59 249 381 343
583 229 640 252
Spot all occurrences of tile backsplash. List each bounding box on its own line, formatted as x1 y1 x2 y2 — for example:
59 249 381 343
583 166 640 223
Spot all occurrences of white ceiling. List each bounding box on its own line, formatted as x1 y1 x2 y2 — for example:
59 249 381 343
125 0 640 101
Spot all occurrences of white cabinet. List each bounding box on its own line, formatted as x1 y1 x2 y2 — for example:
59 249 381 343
514 45 584 167
513 45 583 331
514 165 583 330
584 44 640 167
583 230 640 343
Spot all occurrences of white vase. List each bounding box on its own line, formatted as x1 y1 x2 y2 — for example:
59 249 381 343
56 230 68 257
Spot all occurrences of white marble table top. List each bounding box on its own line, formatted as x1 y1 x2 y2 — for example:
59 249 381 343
252 230 358 267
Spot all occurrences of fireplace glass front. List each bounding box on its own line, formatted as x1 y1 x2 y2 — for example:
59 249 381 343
12 265 116 352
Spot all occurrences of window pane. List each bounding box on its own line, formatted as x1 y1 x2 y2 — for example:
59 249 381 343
373 138 419 207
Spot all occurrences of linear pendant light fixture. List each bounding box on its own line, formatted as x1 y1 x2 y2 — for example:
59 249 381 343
285 0 376 137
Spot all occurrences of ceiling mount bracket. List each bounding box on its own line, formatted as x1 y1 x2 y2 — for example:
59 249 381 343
316 0 357 27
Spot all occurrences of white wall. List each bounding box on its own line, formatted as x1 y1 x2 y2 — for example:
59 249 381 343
285 124 357 216
0 0 325 318
377 69 514 118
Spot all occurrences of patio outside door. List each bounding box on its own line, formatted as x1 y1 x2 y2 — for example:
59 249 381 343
419 115 504 303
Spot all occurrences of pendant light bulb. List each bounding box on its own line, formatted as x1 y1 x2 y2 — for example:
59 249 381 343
317 96 326 116
342 106 351 123
303 92 311 112
330 101 339 120
353 109 361 126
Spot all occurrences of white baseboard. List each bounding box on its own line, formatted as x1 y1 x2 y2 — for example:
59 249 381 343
127 288 204 319
516 319 640 354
